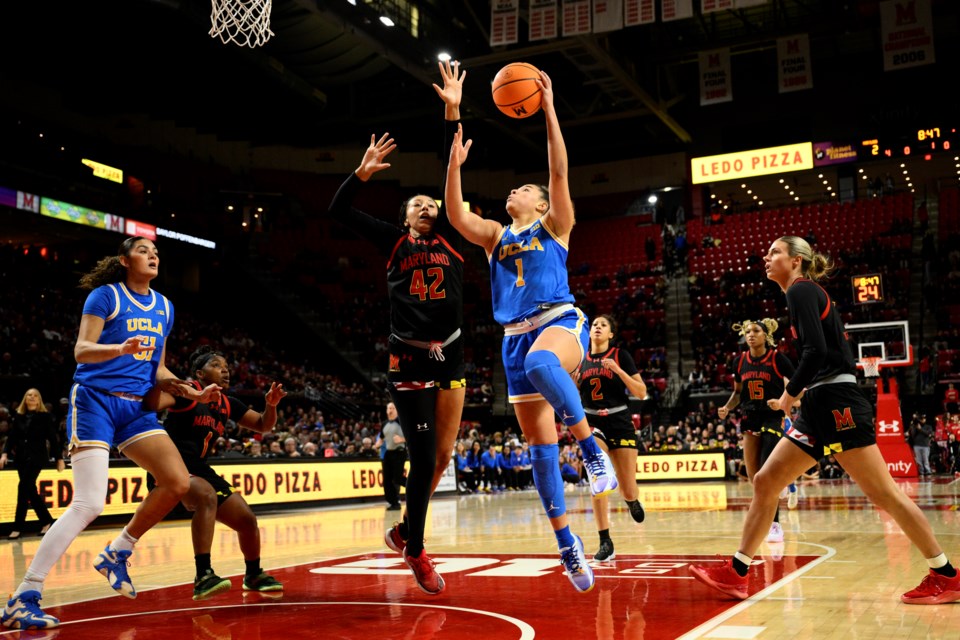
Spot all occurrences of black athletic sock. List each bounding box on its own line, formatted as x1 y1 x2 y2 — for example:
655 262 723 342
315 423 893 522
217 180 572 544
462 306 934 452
732 557 750 577
932 562 957 578
245 558 262 579
399 514 410 540
599 529 611 542
773 507 780 523
195 553 212 578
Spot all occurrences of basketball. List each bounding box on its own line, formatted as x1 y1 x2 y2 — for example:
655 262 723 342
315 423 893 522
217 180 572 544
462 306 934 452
491 62 542 119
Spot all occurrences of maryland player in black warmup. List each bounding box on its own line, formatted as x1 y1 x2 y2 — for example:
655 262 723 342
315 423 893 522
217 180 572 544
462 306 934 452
718 319 796 545
691 236 960 604
146 347 286 599
326 61 467 595
579 315 647 561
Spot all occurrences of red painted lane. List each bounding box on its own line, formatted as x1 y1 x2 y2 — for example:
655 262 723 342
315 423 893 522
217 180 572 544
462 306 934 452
22 553 819 640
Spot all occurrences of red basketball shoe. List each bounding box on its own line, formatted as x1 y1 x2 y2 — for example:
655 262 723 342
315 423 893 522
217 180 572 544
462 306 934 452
689 558 748 600
901 569 960 604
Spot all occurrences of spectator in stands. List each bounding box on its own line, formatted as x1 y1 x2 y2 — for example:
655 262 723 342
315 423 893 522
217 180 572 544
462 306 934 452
358 437 378 459
480 443 500 493
819 455 843 479
944 383 959 419
303 442 319 457
247 441 265 459
282 437 301 458
691 235 960 605
146 345 286 599
447 71 618 594
465 440 482 488
1 388 64 540
560 454 581 486
267 441 283 458
327 61 468 596
3 237 219 631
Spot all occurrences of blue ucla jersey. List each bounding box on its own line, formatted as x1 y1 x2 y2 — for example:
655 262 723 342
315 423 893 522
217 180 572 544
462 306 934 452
74 283 174 396
490 217 575 324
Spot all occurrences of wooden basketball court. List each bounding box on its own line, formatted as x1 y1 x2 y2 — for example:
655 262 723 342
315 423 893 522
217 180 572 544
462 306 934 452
3 476 959 639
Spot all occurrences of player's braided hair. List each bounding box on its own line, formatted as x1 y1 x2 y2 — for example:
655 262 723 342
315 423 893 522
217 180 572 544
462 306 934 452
731 318 778 347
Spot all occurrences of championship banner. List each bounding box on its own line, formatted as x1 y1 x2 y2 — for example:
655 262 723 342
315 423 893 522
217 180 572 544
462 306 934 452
624 0 655 26
490 0 519 46
699 47 732 106
879 0 934 71
662 0 693 22
702 0 734 14
529 0 559 42
562 0 592 36
777 33 813 93
0 459 456 526
634 452 727 481
592 0 623 34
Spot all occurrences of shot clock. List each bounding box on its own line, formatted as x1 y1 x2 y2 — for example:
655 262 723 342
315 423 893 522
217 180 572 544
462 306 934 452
852 273 883 304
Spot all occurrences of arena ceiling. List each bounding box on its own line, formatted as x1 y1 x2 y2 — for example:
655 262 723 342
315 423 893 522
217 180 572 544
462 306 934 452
1 1 959 177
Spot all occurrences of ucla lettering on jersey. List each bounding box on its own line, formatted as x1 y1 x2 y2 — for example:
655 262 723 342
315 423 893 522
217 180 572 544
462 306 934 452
490 217 575 325
74 282 173 396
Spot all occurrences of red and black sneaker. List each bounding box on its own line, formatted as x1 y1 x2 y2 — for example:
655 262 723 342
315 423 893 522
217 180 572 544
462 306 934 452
901 569 960 604
689 558 748 600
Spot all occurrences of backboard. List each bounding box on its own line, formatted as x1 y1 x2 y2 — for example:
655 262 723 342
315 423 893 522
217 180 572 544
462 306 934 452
844 320 913 370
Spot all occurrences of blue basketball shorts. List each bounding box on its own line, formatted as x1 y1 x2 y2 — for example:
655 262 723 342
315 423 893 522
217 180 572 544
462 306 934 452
66 383 166 451
502 307 589 403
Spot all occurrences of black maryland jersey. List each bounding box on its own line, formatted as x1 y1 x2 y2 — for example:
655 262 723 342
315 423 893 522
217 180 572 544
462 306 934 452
784 278 858 396
385 233 464 341
580 347 639 410
734 349 795 418
163 381 249 463
327 121 464 342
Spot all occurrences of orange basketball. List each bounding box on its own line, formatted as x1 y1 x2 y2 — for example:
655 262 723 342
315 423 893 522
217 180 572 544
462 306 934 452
491 62 542 119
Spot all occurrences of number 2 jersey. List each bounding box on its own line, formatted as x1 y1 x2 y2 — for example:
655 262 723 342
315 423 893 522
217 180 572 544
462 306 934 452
489 216 575 325
74 282 173 396
580 347 639 410
164 380 249 468
734 349 796 430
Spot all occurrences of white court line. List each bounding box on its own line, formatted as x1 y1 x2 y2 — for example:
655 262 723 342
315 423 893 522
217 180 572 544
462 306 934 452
0 602 536 640
677 542 837 640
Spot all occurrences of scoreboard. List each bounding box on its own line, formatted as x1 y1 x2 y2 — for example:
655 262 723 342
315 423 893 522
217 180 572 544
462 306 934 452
860 126 957 160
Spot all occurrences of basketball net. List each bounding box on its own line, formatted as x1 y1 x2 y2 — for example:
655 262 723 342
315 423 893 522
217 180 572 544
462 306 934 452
209 0 274 48
861 356 882 378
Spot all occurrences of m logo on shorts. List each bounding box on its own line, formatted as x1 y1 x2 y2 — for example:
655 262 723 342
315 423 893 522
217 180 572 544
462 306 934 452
831 407 856 431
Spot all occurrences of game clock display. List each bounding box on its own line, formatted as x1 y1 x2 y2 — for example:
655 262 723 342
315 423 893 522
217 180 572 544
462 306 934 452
852 273 883 304
860 126 956 159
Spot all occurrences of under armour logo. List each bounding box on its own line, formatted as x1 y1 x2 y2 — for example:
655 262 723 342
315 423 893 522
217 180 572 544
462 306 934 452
417 422 429 431
878 419 900 433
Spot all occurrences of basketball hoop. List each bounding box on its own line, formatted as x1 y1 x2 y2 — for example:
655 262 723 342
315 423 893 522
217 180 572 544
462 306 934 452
209 0 274 48
861 356 883 378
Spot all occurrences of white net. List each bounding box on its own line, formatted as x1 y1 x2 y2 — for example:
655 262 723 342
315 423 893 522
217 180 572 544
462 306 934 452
861 357 882 378
209 0 274 48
